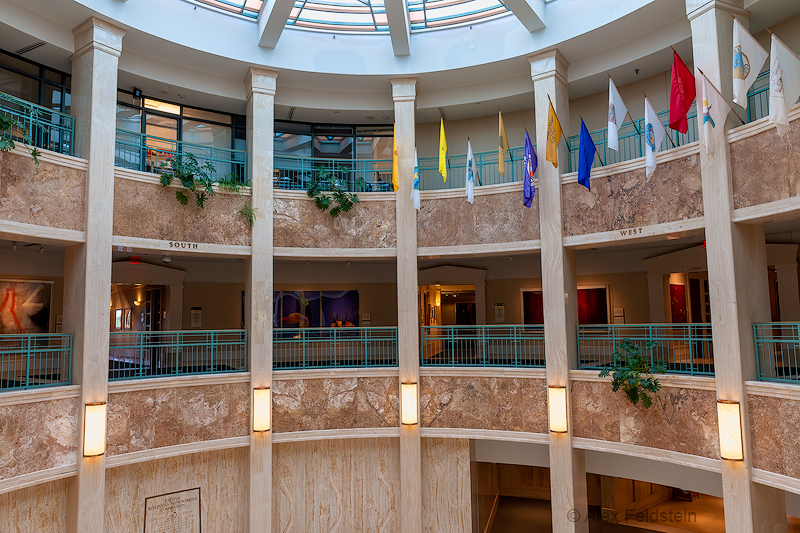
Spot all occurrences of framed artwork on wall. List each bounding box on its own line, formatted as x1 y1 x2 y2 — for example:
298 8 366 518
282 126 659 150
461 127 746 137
0 279 54 334
114 309 122 330
123 308 132 329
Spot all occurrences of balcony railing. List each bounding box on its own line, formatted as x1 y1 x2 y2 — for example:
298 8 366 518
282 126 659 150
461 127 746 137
273 327 398 370
418 146 528 191
0 91 74 156
0 334 72 391
108 330 247 381
114 129 247 182
754 323 800 383
578 324 714 376
274 155 394 192
420 325 545 367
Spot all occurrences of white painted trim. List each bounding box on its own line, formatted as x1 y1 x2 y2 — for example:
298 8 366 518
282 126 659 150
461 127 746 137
274 247 397 259
0 219 85 245
108 373 251 394
273 368 399 380
104 436 250 469
752 468 800 496
272 427 401 442
10 145 88 170
0 464 76 495
732 196 800 225
275 190 395 202
564 217 705 249
570 369 716 391
572 437 722 473
0 385 80 407
111 235 251 257
420 367 546 379
420 427 549 444
418 240 541 258
745 380 800 401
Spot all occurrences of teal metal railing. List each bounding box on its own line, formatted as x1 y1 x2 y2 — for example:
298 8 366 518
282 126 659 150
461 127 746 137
274 155 394 192
754 323 800 383
108 330 247 381
418 146 528 191
114 129 247 182
273 327 398 370
0 334 72 391
578 324 714 376
0 91 74 156
746 71 771 122
420 325 545 367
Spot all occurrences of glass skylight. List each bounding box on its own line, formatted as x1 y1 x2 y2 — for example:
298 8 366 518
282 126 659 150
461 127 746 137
195 0 264 18
408 0 509 30
288 0 389 32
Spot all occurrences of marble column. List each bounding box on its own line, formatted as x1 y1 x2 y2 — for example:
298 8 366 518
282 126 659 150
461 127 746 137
64 17 125 533
530 50 588 533
244 67 278 533
392 77 422 533
686 2 787 531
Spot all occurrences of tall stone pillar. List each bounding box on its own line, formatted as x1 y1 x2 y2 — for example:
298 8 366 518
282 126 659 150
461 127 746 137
530 50 588 533
64 17 125 533
686 2 787 531
391 77 421 533
244 67 278 533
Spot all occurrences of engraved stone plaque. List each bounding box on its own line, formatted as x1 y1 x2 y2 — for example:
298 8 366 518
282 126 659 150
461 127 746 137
144 488 201 533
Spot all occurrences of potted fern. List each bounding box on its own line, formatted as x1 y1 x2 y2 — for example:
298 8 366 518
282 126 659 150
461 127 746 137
599 338 667 408
306 164 366 218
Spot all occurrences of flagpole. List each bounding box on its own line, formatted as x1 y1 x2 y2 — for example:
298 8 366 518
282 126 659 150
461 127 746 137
697 68 747 125
579 114 605 166
643 92 677 149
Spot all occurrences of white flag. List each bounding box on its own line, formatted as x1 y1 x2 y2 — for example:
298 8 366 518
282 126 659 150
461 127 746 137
769 34 800 137
698 71 731 156
466 139 476 204
644 97 665 179
732 18 769 106
411 148 420 210
608 78 629 152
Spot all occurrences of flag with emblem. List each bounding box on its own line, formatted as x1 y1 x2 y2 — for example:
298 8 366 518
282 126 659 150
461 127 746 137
732 18 769 107
769 34 800 137
545 100 562 168
522 130 537 208
466 138 476 204
698 70 731 156
411 148 420 210
391 132 399 192
644 97 666 179
607 78 629 152
499 109 510 176
578 119 595 190
438 118 448 182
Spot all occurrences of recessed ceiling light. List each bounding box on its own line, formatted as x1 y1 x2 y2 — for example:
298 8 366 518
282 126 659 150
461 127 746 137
178 94 186 99
334 111 340 114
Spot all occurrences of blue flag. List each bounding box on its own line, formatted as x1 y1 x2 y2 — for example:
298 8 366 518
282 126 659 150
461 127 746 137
523 131 537 208
578 119 595 190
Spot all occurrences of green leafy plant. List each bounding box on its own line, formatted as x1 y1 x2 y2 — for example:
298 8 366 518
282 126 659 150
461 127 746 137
219 173 257 228
599 338 666 408
160 153 215 207
0 110 42 164
306 165 365 218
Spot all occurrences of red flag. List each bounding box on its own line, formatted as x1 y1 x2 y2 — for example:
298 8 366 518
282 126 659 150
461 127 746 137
669 50 696 134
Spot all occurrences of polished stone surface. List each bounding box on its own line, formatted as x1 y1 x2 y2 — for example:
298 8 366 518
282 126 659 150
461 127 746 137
0 478 68 533
272 377 399 432
421 437 471 533
563 154 703 236
420 376 547 433
748 394 800 478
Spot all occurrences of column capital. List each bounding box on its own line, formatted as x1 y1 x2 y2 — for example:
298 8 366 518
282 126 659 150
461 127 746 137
71 17 125 61
686 0 747 22
391 78 417 102
245 68 279 99
528 49 569 87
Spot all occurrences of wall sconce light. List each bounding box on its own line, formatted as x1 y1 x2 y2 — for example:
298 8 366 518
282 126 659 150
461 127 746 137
401 382 418 425
717 400 743 461
548 386 568 433
83 402 107 457
133 300 141 307
253 387 271 432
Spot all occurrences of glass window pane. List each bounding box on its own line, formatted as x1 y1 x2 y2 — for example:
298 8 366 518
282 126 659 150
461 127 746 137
182 119 231 150
0 66 40 104
355 136 392 159
314 135 352 158
144 98 181 116
43 84 64 112
0 53 39 77
117 104 142 133
145 114 178 147
183 107 231 124
117 90 142 108
44 69 62 85
274 133 312 157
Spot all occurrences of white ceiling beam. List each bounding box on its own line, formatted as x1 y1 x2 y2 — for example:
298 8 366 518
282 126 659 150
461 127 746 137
258 0 296 49
504 0 546 32
385 0 410 56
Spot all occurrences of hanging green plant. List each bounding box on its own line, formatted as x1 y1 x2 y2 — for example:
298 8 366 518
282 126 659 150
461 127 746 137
306 164 365 218
599 338 666 408
1 107 42 164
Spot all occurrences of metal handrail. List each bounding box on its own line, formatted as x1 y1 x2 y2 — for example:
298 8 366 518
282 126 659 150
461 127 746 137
754 322 800 383
274 154 394 193
0 91 74 156
0 333 72 391
273 326 398 370
420 324 545 367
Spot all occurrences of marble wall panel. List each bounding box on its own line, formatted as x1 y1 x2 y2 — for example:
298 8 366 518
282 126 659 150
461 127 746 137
272 377 399 432
0 478 68 533
748 394 800 478
0 151 85 231
274 196 396 248
113 177 251 245
731 122 800 209
273 438 399 533
417 190 540 247
0 398 77 480
571 381 719 459
106 383 249 456
422 437 471 533
562 154 703 236
105 448 247 533
420 376 548 433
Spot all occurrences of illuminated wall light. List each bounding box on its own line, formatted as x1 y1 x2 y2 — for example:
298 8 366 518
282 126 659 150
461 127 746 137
83 402 107 457
253 387 271 432
717 400 744 461
548 386 568 433
401 382 418 425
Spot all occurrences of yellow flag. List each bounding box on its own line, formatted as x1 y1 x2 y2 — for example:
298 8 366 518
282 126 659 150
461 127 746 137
438 118 448 182
498 109 509 176
546 101 562 168
391 132 399 192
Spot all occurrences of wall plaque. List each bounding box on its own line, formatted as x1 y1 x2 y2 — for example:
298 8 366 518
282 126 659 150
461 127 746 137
144 488 201 533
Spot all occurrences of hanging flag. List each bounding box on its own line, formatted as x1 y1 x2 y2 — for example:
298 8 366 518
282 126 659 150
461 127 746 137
698 70 731 156
391 133 399 192
411 148 420 210
438 118 448 182
644 97 666 179
608 78 629 152
578 119 594 190
732 18 769 107
522 131 537 208
545 101 562 168
466 139 476 204
498 109 510 176
769 34 800 137
669 50 696 134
